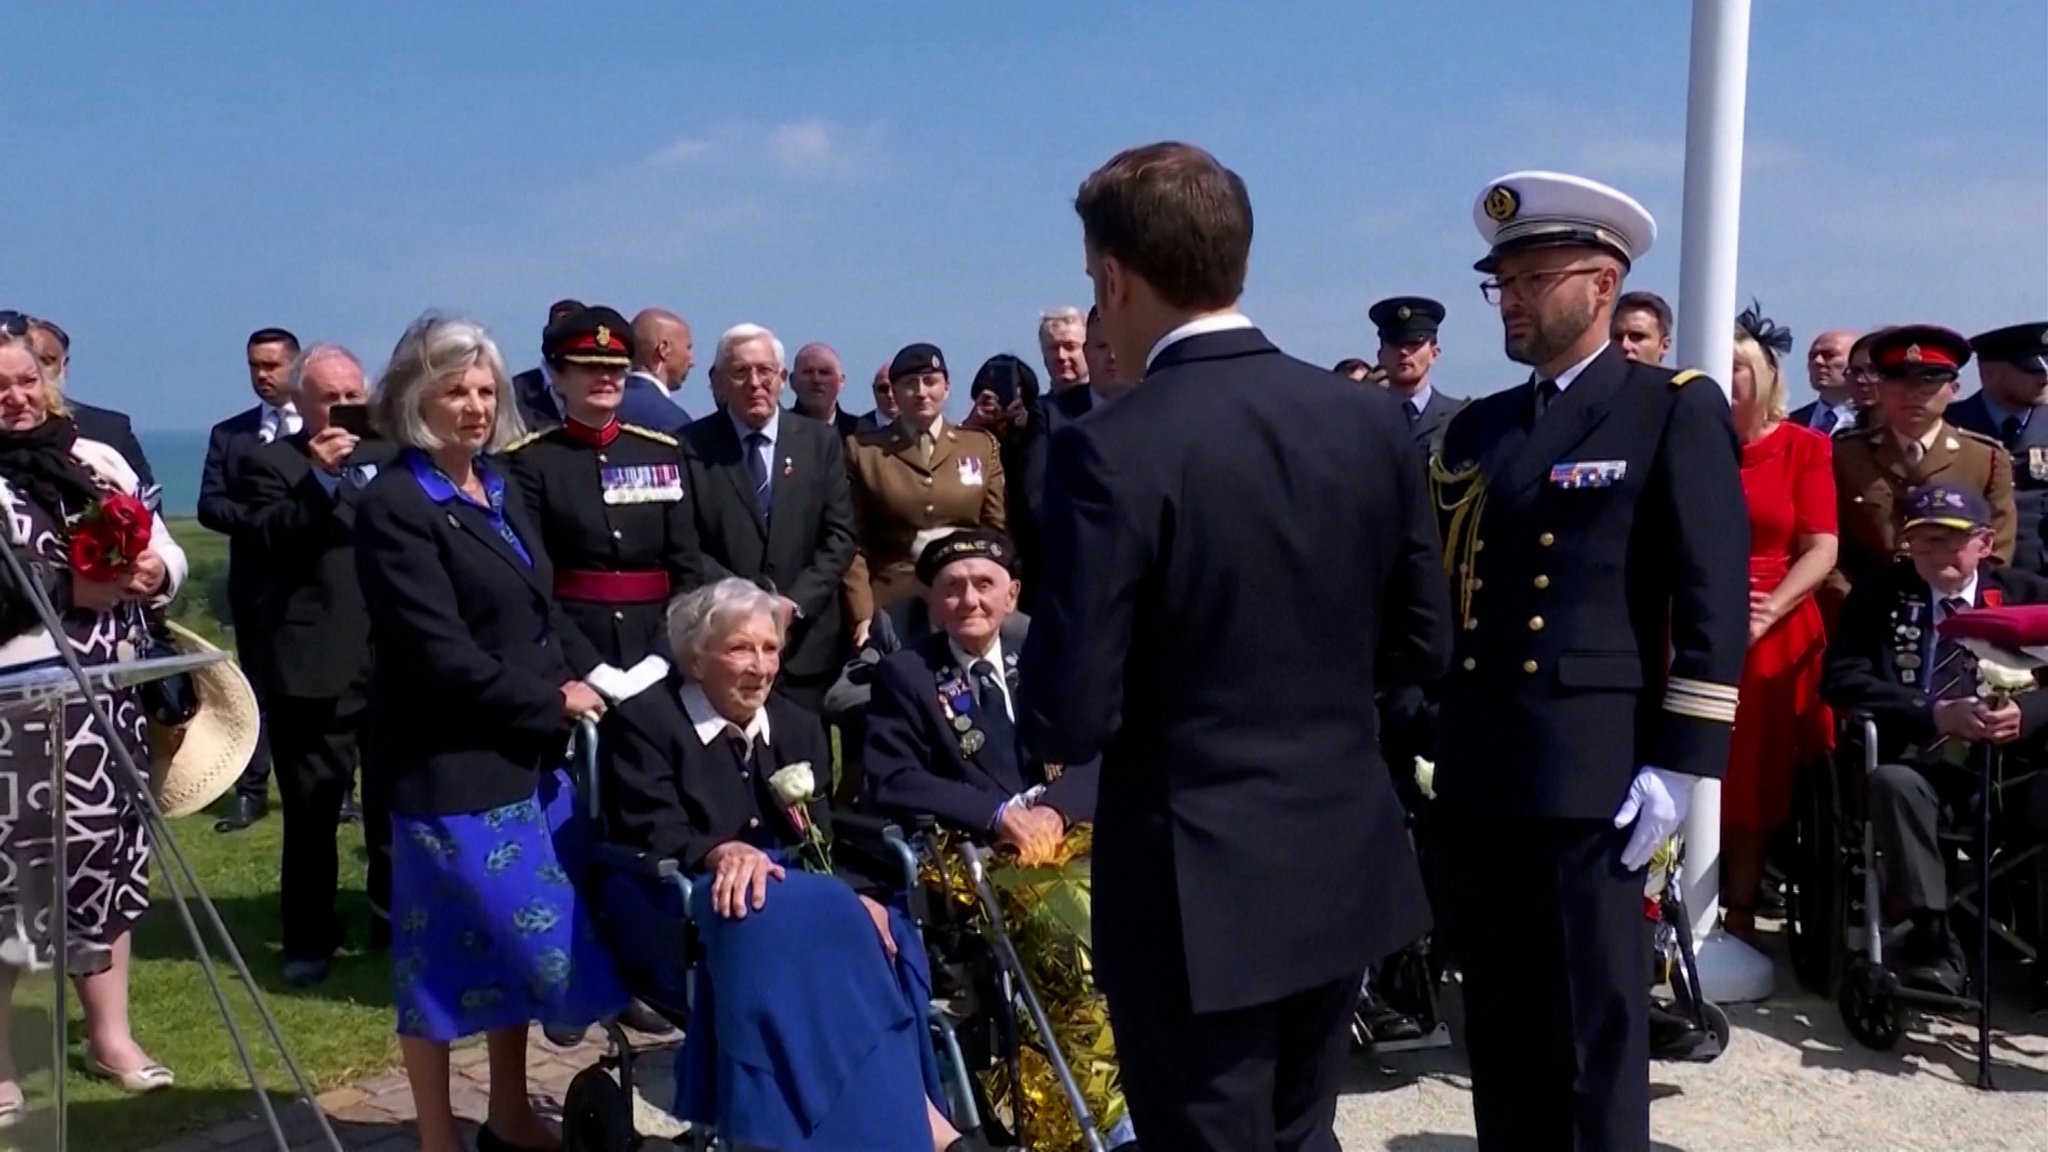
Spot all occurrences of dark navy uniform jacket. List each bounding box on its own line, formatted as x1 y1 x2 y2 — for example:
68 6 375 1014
1947 390 2048 576
1429 344 1750 822
504 422 705 671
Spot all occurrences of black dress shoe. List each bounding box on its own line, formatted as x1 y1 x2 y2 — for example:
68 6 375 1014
337 793 361 825
282 957 332 988
367 915 391 953
619 997 680 1037
213 794 268 834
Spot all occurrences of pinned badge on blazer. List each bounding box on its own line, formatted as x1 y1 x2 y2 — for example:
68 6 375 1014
601 464 684 505
960 729 986 755
1548 460 1627 489
2029 447 2048 481
782 456 795 478
952 713 972 733
958 457 984 487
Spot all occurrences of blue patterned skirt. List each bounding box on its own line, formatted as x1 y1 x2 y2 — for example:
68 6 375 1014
388 769 627 1042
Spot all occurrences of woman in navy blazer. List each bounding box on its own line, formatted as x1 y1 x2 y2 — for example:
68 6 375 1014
355 314 623 1152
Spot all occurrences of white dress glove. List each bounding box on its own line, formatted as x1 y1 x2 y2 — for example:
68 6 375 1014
1613 766 1698 871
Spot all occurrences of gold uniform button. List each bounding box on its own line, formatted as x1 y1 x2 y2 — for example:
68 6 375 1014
1534 575 1550 589
1522 660 1539 675
1470 578 1483 591
924 504 935 514
1461 657 1477 671
1528 616 1545 632
923 476 934 487
613 610 624 621
1474 540 1486 552
611 529 622 540
747 817 760 828
1457 563 1467 576
1538 532 1556 547
1464 618 1479 631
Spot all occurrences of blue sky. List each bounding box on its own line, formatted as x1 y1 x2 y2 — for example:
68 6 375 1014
8 1 2044 429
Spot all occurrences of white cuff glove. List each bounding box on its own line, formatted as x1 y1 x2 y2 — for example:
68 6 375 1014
584 656 671 704
1613 765 1697 871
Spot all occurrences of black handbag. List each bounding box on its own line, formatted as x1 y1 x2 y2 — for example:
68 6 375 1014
138 614 199 727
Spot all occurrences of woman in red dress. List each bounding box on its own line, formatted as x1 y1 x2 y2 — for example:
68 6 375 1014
1723 303 1839 943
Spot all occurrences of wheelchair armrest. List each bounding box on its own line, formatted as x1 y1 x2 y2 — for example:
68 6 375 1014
589 840 680 882
830 812 928 922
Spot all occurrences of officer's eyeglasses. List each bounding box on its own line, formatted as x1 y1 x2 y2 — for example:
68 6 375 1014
725 364 782 384
1479 266 1601 305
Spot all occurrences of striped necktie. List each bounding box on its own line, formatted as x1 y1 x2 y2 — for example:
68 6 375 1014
744 432 772 520
1926 597 1978 758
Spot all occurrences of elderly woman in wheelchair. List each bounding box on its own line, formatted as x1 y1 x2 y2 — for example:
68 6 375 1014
595 576 1013 1152
1820 482 2048 1003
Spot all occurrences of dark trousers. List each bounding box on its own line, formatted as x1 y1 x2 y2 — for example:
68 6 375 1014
271 694 387 960
1867 759 2048 915
1442 816 1649 1152
1104 974 1361 1152
230 610 274 801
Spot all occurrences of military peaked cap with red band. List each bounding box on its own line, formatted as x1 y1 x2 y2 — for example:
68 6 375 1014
1868 324 1972 381
543 305 636 368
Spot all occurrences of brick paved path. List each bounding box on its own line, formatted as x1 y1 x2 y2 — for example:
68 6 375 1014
141 1025 686 1152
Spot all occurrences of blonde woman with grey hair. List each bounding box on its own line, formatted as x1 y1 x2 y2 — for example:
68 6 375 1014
598 577 1012 1152
353 312 624 1152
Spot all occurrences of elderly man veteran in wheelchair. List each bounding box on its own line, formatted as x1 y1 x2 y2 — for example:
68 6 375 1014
863 529 1138 1151
596 577 1016 1152
1822 481 2048 1001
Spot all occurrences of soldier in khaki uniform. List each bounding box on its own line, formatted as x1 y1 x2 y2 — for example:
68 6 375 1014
1827 324 2015 612
845 342 1007 643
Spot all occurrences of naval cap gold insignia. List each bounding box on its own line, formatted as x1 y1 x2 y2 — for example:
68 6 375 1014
595 325 613 348
1904 344 1923 363
1482 184 1520 223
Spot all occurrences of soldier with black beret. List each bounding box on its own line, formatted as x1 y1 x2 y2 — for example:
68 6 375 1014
1950 321 2048 574
1370 295 1462 453
844 343 1006 647
505 305 706 675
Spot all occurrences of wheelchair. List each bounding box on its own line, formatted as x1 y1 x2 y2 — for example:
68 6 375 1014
1784 712 2045 1088
553 720 1110 1151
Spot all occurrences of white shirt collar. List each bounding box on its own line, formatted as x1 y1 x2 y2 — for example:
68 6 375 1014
630 368 675 397
1932 574 1982 612
948 634 1012 716
678 681 772 748
1402 381 1434 414
261 402 301 438
1144 312 1256 371
1543 343 1611 394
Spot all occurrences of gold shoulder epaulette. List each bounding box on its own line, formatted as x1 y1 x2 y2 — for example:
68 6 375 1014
618 423 678 447
1670 368 1704 389
502 429 546 452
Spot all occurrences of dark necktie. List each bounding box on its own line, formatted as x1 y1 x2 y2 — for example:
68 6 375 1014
744 432 772 520
1404 401 1421 426
2001 415 2023 448
1926 596 1979 760
971 659 1021 783
1535 379 1561 420
1816 407 1841 436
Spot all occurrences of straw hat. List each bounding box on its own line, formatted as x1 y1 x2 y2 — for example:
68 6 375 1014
147 621 260 819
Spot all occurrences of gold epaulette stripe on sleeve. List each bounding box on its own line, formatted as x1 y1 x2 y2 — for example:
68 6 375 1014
1670 369 1703 389
619 424 678 446
502 430 546 452
1664 676 1739 724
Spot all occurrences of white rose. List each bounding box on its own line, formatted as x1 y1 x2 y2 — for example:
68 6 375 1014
1979 657 2039 696
768 762 816 806
1413 756 1436 800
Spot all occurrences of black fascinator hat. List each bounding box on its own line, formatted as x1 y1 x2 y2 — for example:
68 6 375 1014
1735 299 1794 367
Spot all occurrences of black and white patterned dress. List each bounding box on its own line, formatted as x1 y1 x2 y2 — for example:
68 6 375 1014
0 477 154 975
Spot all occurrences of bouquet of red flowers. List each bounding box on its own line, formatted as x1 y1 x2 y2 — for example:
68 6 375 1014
69 491 152 582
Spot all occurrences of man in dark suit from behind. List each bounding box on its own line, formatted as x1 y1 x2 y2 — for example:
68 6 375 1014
1022 141 1451 1152
240 344 399 986
198 326 303 831
17 316 157 489
510 297 585 430
789 341 868 440
681 323 859 713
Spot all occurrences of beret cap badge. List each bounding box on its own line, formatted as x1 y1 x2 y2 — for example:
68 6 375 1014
1482 185 1520 223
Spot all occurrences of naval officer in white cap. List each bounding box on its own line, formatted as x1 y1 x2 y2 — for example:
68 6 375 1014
1425 171 1751 1151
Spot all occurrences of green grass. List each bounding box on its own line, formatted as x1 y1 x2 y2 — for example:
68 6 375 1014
7 521 395 1150
14 801 396 1152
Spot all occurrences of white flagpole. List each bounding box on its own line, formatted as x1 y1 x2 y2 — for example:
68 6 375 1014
1674 0 1776 1003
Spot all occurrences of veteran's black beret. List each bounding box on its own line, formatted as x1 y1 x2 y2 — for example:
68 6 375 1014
916 528 1018 585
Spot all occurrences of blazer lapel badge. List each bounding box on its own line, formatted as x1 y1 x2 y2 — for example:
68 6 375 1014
934 665 985 757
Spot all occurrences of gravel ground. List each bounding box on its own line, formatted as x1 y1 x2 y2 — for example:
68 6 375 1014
1334 969 2048 1151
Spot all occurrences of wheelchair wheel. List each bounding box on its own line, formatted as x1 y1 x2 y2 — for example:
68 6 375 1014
1788 757 1847 996
563 1065 639 1152
1700 1001 1733 1061
1839 962 1905 1051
